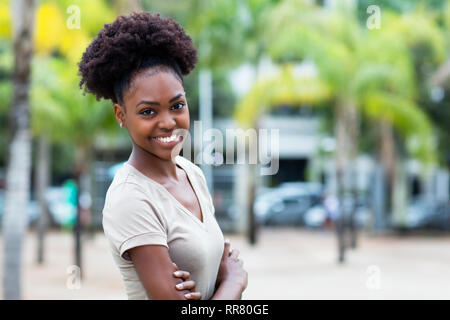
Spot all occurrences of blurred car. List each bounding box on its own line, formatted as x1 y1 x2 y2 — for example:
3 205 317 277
0 185 78 228
45 186 77 227
254 182 323 226
423 201 450 230
303 205 327 228
303 198 372 229
399 196 450 230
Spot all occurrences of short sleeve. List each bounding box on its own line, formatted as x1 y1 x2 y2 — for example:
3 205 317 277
102 182 168 262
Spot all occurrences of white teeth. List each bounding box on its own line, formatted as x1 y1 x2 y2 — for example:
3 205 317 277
154 135 177 143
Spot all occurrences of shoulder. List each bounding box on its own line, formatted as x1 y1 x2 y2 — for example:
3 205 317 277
103 182 149 225
104 162 166 204
102 166 164 224
102 179 168 246
104 166 147 207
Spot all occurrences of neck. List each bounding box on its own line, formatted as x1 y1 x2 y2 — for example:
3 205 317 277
128 144 180 183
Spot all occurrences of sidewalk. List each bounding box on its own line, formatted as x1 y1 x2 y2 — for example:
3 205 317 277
1 227 450 299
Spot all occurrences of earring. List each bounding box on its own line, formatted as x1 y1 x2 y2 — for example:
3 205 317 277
119 122 123 128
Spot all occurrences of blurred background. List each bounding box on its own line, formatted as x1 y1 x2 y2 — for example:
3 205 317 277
0 0 450 299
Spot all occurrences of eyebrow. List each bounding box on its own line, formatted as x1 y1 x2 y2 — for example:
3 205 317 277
135 93 185 108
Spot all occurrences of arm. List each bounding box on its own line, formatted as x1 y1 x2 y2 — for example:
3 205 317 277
211 280 244 300
129 242 246 300
210 240 248 300
128 244 198 300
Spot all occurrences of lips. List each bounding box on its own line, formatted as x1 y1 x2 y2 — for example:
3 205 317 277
150 128 188 147
149 132 185 148
152 134 175 138
152 134 178 143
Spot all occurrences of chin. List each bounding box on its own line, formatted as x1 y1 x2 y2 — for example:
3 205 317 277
134 136 184 161
150 147 182 162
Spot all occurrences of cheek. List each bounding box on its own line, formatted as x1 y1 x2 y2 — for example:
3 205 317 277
181 108 190 127
128 117 155 135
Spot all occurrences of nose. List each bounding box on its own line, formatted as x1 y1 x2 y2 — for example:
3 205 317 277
157 110 176 130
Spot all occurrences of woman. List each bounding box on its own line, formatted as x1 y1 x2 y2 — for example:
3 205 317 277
78 12 247 300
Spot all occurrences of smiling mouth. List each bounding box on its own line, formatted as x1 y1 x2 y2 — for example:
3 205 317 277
150 134 184 145
152 134 178 143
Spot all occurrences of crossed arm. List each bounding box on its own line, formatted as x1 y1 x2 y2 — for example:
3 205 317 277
128 241 247 300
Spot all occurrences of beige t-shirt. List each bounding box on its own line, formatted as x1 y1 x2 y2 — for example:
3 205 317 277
102 155 224 300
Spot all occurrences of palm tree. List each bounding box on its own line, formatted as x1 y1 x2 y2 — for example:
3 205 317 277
28 0 116 271
236 0 440 260
31 56 117 276
2 0 35 299
35 133 51 264
358 8 444 226
234 63 332 242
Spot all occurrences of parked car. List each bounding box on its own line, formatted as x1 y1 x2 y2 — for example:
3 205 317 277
303 197 372 229
254 182 324 226
423 201 450 230
398 196 450 230
0 184 78 229
45 186 77 227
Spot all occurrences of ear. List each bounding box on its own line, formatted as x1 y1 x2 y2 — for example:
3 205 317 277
113 103 126 128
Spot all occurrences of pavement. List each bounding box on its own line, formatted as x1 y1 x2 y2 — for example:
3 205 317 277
1 227 450 299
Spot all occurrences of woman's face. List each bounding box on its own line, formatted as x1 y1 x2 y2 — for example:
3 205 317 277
114 69 190 161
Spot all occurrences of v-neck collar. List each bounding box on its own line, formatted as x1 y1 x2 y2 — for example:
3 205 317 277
123 156 206 229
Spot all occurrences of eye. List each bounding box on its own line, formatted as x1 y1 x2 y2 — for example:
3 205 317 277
171 102 185 110
140 109 155 116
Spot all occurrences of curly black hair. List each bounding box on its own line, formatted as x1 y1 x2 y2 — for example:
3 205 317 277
78 12 197 104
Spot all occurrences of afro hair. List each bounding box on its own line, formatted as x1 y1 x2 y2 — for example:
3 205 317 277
78 12 198 104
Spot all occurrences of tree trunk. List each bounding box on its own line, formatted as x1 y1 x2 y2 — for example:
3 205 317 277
199 69 214 197
379 121 396 224
246 52 264 245
247 121 259 245
347 103 360 249
73 145 92 280
73 170 82 279
2 0 35 300
335 103 347 263
36 134 51 264
334 100 358 262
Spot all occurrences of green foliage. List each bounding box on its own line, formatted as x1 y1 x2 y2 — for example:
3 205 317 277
143 0 269 69
356 0 449 24
0 46 11 111
185 0 248 69
238 0 445 166
0 40 11 167
363 92 436 163
26 0 118 158
31 56 117 146
234 64 331 128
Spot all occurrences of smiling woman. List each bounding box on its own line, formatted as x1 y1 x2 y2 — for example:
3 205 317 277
77 12 247 300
